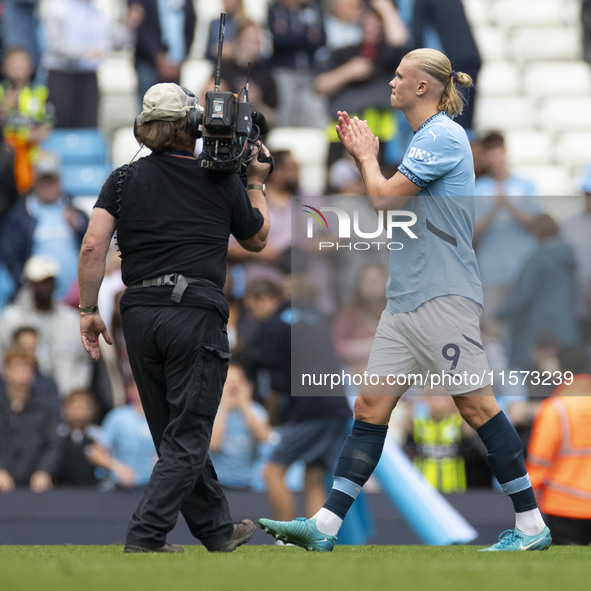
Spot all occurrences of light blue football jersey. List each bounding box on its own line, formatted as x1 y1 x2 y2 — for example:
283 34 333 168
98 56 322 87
387 111 483 313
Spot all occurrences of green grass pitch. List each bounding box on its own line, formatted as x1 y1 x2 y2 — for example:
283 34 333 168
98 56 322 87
2 545 590 591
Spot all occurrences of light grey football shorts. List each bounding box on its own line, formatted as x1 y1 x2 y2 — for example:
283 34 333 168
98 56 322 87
366 295 492 395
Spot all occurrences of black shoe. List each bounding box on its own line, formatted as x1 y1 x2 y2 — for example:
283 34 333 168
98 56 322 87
124 543 185 553
208 519 257 552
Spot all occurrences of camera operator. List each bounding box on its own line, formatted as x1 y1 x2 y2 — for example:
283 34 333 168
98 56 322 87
77 83 271 553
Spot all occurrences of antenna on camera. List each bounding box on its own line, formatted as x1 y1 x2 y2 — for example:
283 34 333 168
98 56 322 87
244 62 252 103
213 12 226 92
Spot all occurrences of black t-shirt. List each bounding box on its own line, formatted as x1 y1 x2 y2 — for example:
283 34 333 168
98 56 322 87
244 302 351 423
53 425 98 487
95 153 264 315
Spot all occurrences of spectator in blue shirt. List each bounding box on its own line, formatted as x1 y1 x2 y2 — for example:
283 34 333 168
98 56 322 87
99 381 157 488
473 132 543 334
0 152 89 301
209 361 270 489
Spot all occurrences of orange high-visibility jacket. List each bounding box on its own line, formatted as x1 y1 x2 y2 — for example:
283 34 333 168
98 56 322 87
526 374 591 519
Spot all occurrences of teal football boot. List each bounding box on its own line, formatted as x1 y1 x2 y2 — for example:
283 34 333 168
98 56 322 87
258 517 336 552
479 526 552 552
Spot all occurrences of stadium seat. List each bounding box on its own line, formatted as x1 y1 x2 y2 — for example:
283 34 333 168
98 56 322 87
463 0 491 28
473 97 535 134
42 128 110 166
195 0 223 25
523 61 591 98
473 27 508 61
504 130 553 167
243 0 271 23
573 164 591 194
97 53 138 95
111 126 151 168
514 164 573 197
93 0 121 20
72 195 97 218
491 0 577 28
537 97 591 133
476 61 520 97
266 127 329 195
180 59 214 96
100 94 138 135
509 27 582 63
60 163 114 197
553 131 591 168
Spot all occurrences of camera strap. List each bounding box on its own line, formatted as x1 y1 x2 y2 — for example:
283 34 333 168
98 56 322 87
114 164 129 224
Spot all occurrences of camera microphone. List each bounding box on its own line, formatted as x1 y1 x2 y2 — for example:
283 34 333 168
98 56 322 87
199 12 270 173
252 111 268 136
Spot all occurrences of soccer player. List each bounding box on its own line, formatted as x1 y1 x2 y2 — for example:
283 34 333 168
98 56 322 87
259 48 552 552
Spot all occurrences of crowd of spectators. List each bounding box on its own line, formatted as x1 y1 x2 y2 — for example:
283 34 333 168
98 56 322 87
0 2 590 537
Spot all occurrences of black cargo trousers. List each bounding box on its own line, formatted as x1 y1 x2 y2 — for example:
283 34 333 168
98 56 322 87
121 304 234 550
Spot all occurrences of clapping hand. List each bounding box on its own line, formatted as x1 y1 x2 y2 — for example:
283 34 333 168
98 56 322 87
336 111 380 162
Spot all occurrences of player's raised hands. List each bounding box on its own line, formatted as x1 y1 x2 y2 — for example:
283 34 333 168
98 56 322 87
336 111 379 163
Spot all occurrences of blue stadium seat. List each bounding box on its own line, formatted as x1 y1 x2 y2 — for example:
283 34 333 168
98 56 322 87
42 128 110 165
60 163 113 196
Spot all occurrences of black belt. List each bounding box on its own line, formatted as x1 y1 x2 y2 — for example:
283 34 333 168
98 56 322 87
128 273 215 304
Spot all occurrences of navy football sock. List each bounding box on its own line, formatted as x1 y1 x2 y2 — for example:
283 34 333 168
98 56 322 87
323 420 388 519
477 411 538 513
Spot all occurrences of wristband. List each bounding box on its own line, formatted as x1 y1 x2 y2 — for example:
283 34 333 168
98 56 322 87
247 183 266 196
79 305 99 314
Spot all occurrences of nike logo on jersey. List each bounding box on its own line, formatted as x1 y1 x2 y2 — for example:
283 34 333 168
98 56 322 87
428 130 440 141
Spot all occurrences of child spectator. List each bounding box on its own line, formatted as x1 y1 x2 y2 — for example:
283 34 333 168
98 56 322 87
0 347 60 493
0 47 54 193
210 361 270 489
10 325 60 413
98 381 156 489
53 389 136 488
53 389 103 487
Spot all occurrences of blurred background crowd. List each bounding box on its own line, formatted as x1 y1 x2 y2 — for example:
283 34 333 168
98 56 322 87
0 0 590 535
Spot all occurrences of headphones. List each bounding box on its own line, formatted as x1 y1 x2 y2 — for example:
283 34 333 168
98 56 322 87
134 86 203 141
182 87 204 139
